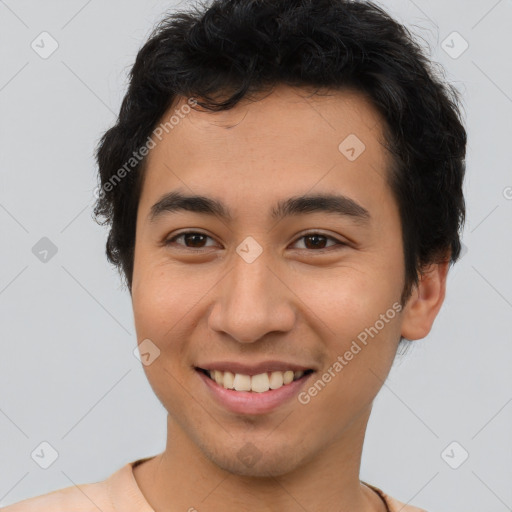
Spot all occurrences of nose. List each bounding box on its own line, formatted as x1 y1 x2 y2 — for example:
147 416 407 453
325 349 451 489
208 249 296 344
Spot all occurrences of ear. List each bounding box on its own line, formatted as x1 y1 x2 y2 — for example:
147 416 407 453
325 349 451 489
400 259 450 341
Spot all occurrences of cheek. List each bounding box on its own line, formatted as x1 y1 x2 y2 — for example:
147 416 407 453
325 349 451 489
132 260 202 336
131 259 223 377
131 263 201 410
292 267 402 390
291 260 401 334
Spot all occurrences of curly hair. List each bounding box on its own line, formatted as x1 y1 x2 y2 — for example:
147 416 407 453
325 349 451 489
93 0 466 344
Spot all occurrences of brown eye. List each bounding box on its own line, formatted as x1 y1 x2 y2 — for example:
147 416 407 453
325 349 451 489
164 231 345 252
292 233 344 251
165 232 216 249
303 234 328 249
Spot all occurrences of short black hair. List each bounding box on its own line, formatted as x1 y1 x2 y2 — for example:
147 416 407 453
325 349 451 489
94 0 466 345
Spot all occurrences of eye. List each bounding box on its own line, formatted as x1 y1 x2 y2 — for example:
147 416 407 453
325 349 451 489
165 231 218 249
164 231 345 251
290 232 345 251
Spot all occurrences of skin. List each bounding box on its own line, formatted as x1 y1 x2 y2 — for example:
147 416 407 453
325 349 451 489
130 85 449 512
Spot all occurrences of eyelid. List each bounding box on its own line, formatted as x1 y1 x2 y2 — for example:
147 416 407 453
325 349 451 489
164 230 218 248
164 229 347 251
291 230 347 250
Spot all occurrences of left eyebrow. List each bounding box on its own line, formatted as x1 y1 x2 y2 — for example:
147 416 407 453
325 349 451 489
148 189 371 225
271 193 371 225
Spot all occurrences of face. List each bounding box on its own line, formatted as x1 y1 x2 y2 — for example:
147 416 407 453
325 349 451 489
131 85 421 477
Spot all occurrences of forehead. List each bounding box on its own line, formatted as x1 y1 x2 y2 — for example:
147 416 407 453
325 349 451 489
161 85 385 146
139 85 392 221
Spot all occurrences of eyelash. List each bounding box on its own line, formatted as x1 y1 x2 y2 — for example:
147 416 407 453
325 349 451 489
164 231 346 252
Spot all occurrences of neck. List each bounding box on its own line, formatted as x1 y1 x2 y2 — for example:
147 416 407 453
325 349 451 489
133 405 385 512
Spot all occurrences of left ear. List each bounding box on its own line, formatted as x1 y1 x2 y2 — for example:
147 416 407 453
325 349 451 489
400 258 450 341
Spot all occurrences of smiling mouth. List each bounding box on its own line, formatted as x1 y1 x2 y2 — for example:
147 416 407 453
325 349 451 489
196 367 314 393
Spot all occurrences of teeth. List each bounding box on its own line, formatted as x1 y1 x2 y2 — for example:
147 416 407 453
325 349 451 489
283 370 294 384
269 371 283 389
214 370 223 386
206 369 308 392
223 371 234 389
233 373 251 391
250 373 270 393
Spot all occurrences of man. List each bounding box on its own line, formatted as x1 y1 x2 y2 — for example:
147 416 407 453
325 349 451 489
4 0 466 510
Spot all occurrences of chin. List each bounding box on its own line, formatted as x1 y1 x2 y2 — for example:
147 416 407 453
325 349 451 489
199 437 309 478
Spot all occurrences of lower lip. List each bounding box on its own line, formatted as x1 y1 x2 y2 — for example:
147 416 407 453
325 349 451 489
196 369 314 415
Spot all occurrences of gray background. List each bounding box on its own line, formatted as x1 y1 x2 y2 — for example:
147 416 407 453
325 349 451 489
1 0 511 510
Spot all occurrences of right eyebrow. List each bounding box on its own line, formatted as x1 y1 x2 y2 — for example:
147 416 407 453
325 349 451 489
149 190 233 223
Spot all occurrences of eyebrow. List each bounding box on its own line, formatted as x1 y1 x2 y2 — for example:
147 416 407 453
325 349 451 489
148 189 371 225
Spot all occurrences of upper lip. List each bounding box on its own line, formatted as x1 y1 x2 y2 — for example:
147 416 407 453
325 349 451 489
196 360 315 376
